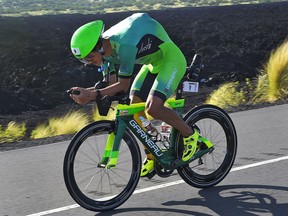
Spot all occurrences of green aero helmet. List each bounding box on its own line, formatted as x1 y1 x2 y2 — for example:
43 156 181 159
70 20 104 60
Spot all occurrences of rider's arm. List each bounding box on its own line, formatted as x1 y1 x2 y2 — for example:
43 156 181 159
96 44 137 97
102 62 117 84
107 73 117 85
86 62 116 91
70 77 130 105
97 77 131 96
71 45 135 103
117 45 137 79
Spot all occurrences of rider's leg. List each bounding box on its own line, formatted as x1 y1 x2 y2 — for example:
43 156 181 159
130 95 155 161
146 95 199 161
130 66 158 177
143 43 199 161
146 96 193 137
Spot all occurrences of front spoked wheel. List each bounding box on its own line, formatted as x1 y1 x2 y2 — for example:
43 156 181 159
63 121 141 212
177 105 237 188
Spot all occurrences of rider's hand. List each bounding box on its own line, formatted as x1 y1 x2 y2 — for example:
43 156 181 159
69 87 96 105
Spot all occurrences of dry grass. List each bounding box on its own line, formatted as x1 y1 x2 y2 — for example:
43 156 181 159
207 40 288 108
254 39 288 102
205 81 247 108
0 122 27 143
30 124 53 139
31 110 90 139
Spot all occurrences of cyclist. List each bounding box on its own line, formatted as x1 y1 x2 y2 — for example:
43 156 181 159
69 13 199 177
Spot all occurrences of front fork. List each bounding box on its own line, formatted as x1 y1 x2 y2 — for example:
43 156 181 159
98 119 126 169
98 132 116 169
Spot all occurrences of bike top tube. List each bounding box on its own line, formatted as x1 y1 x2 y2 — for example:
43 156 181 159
116 98 185 116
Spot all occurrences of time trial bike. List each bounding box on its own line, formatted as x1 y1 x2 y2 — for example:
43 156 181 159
63 54 237 212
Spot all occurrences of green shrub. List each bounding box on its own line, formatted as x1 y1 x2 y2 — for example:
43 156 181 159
254 39 288 102
30 124 53 139
0 122 27 143
205 81 247 108
206 40 288 108
31 110 90 139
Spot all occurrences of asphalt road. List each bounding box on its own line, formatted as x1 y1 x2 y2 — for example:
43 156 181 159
1 104 288 216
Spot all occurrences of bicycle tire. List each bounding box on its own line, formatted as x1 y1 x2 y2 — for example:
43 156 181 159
63 120 141 212
176 104 237 188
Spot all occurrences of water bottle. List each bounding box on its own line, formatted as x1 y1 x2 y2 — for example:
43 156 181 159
160 122 172 148
139 116 161 141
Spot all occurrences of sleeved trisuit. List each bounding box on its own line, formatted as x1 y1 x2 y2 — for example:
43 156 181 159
102 13 187 101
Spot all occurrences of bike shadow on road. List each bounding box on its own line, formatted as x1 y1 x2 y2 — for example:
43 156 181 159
163 184 288 216
95 184 288 216
96 207 210 216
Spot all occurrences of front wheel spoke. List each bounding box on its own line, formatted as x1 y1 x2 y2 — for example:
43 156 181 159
75 165 98 175
78 150 99 164
104 170 114 195
84 172 97 191
75 158 99 167
109 168 130 183
82 169 103 192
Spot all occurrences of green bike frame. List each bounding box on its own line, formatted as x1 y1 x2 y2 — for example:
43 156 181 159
100 98 213 170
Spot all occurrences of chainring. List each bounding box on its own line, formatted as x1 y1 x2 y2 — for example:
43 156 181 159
154 160 174 178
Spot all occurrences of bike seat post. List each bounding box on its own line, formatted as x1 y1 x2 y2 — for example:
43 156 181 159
176 82 184 100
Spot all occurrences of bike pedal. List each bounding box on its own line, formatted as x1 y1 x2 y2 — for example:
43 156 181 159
147 170 156 179
198 141 208 150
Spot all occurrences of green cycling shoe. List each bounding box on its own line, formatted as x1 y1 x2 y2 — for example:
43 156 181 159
182 130 200 161
140 158 154 177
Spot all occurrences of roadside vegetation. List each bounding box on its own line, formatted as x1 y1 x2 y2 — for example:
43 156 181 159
206 39 288 108
1 0 285 17
30 110 90 139
0 122 26 143
253 39 288 103
1 39 288 143
205 80 251 108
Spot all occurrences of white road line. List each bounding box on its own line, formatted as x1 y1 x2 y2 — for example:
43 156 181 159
26 205 80 216
26 155 288 216
231 155 288 171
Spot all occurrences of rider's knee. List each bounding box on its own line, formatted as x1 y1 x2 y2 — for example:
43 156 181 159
146 104 161 118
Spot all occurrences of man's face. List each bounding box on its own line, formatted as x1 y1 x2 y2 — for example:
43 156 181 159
83 51 103 66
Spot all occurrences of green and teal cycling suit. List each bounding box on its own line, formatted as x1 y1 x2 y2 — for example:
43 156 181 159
101 13 187 101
